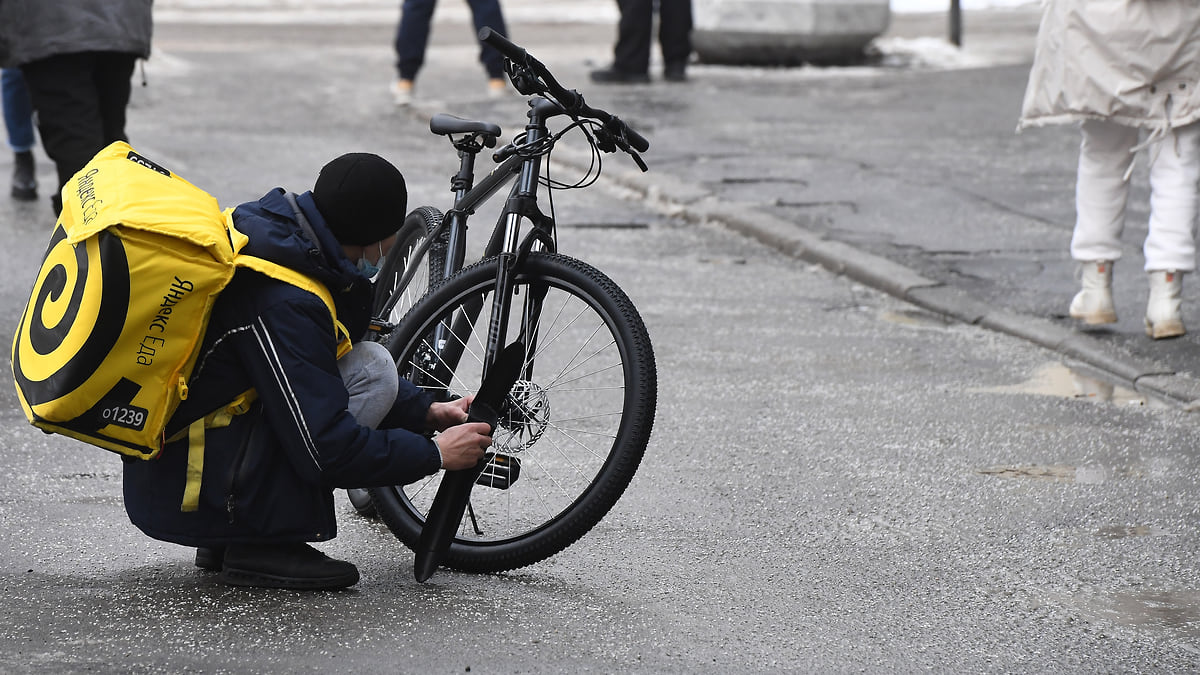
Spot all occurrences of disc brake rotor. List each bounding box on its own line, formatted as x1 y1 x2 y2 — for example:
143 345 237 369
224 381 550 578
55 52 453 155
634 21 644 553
494 380 549 453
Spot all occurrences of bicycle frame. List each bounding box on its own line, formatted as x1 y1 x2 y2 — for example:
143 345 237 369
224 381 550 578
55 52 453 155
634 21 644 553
403 97 570 398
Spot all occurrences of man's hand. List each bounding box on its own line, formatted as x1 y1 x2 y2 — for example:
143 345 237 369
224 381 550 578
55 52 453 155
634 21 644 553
426 395 473 432
435 422 492 470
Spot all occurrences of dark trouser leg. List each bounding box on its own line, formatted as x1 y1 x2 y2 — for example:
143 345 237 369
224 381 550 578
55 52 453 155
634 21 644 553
395 0 438 80
93 52 137 146
613 0 653 74
465 0 509 79
657 0 693 67
21 51 135 207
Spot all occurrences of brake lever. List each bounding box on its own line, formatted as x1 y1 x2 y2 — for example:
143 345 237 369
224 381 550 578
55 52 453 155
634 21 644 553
507 63 542 96
605 126 650 172
594 128 617 153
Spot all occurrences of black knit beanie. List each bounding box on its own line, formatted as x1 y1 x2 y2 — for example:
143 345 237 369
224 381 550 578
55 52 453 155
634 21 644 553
312 152 407 246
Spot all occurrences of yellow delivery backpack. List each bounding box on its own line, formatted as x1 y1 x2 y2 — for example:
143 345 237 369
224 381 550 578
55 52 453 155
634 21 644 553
11 141 352 462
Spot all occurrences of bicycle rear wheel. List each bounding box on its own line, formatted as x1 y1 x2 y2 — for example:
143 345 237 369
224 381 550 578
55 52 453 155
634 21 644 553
371 252 656 573
352 207 446 517
370 206 446 335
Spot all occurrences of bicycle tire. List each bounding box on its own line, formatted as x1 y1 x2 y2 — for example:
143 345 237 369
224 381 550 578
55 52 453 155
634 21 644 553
370 206 446 330
370 252 656 573
350 207 445 518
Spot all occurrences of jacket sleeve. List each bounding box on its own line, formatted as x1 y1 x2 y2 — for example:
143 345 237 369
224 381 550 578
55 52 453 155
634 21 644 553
241 293 442 489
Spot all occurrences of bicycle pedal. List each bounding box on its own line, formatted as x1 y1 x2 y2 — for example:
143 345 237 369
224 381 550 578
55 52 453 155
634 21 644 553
366 319 395 336
475 453 520 490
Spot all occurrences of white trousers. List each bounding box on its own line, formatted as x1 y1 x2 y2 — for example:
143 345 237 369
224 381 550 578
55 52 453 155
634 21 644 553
1071 118 1200 272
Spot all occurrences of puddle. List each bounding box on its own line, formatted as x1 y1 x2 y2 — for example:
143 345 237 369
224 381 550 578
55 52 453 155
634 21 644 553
970 362 1169 409
720 177 809 186
1075 589 1200 633
565 222 649 229
976 463 1136 484
1094 525 1167 539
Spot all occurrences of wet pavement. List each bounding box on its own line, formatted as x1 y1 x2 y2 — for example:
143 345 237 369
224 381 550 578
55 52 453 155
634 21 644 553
2 2 1200 672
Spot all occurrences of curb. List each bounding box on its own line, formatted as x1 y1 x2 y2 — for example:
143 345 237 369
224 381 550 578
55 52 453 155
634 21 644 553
565 147 1200 411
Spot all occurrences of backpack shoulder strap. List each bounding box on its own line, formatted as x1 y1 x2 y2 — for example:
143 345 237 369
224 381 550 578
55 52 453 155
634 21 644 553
235 253 354 359
283 191 325 258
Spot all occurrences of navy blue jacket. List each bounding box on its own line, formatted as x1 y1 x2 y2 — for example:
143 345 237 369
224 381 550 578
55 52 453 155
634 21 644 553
122 188 441 547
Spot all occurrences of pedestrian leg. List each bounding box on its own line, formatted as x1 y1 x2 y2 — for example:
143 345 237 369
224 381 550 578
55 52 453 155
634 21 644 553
20 53 108 214
657 0 694 79
465 0 508 80
395 0 437 81
91 52 137 147
1143 121 1200 273
1071 118 1138 264
613 0 654 74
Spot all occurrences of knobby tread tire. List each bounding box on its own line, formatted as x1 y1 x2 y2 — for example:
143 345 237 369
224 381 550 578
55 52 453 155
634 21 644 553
370 206 445 318
371 252 656 573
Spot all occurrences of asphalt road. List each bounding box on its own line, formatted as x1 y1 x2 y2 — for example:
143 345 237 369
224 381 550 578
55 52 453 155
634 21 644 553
0 8 1198 673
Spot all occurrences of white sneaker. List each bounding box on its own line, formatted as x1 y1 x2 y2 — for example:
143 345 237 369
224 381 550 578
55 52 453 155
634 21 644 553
1069 260 1117 324
486 78 506 99
392 79 414 107
1145 270 1185 339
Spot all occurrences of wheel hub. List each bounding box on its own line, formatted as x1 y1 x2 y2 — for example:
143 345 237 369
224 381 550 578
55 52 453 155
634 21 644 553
495 380 549 453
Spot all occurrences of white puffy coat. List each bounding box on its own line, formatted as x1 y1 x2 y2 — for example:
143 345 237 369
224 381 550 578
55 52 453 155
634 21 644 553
1018 0 1200 132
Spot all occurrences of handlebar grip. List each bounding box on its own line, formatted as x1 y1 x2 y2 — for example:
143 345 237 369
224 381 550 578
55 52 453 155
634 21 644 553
478 27 527 63
624 125 650 153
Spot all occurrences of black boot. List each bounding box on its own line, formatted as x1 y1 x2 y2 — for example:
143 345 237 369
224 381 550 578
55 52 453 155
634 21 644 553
194 546 225 572
589 67 650 84
219 542 359 590
11 151 36 201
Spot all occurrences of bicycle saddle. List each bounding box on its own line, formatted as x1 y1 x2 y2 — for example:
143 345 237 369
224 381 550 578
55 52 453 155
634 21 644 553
430 113 502 139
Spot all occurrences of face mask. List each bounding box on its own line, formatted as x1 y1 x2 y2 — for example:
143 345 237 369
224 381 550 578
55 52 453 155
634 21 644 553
356 242 385 278
357 256 380 278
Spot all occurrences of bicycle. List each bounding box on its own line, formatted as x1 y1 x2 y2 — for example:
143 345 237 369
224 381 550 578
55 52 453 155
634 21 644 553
363 28 658 575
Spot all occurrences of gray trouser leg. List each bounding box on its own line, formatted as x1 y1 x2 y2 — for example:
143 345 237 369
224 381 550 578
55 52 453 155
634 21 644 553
337 341 399 430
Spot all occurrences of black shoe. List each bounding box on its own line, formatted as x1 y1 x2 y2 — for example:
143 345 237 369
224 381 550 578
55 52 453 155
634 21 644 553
220 543 360 590
664 63 687 83
346 488 378 518
11 151 36 201
194 546 225 572
589 67 650 84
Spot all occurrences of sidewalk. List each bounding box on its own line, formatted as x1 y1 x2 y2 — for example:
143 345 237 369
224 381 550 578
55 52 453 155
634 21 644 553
149 3 1200 408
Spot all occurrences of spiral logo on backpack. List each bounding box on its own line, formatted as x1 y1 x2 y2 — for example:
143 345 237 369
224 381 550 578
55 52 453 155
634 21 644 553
13 226 130 409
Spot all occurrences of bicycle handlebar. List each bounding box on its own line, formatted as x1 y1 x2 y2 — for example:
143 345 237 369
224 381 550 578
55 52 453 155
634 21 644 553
479 27 650 155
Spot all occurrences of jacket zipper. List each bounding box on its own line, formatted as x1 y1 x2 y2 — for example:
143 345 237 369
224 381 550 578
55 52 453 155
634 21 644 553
224 405 262 524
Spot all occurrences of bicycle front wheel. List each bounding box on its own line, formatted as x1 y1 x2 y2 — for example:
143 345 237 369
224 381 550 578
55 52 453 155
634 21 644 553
371 252 657 573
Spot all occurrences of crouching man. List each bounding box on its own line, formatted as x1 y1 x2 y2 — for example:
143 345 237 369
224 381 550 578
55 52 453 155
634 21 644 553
121 153 489 589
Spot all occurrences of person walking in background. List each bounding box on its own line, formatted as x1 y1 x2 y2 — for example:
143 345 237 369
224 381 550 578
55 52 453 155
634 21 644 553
2 68 37 201
590 0 692 84
1019 0 1200 339
0 0 152 215
392 0 510 106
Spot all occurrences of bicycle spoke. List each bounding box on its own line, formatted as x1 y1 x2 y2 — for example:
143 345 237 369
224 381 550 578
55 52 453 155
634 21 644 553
381 253 653 562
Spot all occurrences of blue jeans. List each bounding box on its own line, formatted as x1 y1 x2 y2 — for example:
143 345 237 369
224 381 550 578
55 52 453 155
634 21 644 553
2 68 36 153
394 0 509 81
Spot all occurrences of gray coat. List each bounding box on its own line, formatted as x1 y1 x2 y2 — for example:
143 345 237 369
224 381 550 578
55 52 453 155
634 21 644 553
1018 0 1200 132
0 0 153 68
